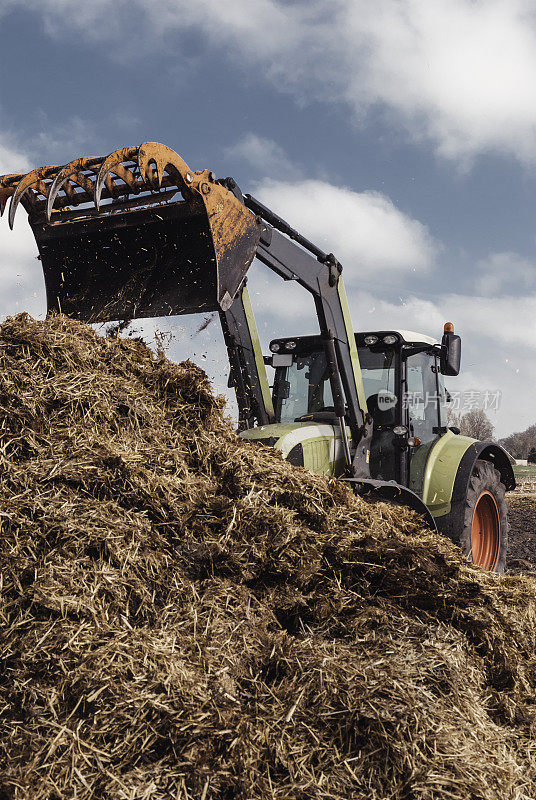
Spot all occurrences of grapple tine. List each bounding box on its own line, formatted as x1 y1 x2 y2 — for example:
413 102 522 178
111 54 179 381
137 142 193 191
47 158 85 220
8 166 58 229
94 146 138 210
0 175 22 216
46 157 100 221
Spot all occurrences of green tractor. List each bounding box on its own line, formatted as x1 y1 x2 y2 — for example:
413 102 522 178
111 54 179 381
243 328 512 571
0 142 514 572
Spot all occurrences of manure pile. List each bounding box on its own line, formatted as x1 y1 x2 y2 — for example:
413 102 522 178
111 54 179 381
2 314 536 800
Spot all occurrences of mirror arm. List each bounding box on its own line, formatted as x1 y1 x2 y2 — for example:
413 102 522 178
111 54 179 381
402 344 434 358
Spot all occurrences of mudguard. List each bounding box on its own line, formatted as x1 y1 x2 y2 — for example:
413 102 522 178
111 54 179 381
448 441 515 507
410 431 515 519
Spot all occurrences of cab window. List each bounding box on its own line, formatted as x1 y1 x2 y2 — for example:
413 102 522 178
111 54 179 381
275 351 334 423
405 351 439 445
358 347 397 405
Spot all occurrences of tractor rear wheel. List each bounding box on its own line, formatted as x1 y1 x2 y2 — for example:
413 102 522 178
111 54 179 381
447 459 508 573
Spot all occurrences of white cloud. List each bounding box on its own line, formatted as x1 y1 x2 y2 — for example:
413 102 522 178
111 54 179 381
340 0 536 164
0 140 30 175
254 178 436 276
345 289 536 352
474 251 536 296
0 211 43 319
14 0 536 165
224 133 300 180
0 222 43 320
29 115 100 164
0 135 45 319
442 292 536 350
346 291 444 335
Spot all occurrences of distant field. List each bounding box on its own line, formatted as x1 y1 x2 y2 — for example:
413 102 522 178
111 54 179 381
512 465 536 500
514 464 536 480
508 494 536 573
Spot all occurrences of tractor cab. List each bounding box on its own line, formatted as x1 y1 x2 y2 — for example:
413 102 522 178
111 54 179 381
268 329 456 485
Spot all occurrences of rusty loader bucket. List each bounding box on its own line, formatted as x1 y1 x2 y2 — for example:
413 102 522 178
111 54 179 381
0 143 261 322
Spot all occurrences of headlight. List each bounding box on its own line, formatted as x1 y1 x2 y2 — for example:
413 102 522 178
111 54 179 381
286 340 296 350
393 425 408 437
270 342 280 352
364 334 379 346
383 334 398 345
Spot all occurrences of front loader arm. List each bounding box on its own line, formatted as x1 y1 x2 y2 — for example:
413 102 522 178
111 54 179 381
243 195 372 475
220 284 274 429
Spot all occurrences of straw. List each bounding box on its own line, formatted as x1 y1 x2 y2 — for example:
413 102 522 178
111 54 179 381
1 313 536 800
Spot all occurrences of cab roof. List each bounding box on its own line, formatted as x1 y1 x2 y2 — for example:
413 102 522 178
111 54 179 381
356 328 439 345
356 329 439 346
390 329 438 346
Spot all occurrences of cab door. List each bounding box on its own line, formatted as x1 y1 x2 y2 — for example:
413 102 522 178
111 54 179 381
405 351 441 445
405 350 443 495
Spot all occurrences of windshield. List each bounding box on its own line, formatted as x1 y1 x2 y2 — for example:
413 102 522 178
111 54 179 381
357 347 397 418
275 351 334 423
275 346 398 424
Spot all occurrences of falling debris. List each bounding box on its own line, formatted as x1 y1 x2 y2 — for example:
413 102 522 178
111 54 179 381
1 314 536 800
104 318 132 338
195 313 217 334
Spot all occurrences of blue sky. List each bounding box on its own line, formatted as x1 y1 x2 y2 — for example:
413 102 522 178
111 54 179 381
1 0 536 437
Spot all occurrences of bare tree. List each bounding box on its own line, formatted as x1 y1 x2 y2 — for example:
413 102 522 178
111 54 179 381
500 424 536 460
446 408 461 428
459 409 494 441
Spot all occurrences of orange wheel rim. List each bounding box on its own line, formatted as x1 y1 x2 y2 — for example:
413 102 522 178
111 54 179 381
471 491 500 570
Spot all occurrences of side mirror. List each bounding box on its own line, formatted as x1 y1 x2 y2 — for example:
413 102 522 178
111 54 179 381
440 329 461 376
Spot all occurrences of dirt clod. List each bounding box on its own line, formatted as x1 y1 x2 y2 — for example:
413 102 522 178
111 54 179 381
2 314 536 800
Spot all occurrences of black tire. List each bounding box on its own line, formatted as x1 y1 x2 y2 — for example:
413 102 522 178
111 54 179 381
437 459 508 573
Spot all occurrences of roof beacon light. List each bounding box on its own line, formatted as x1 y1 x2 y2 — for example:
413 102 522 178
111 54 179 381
444 322 454 333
